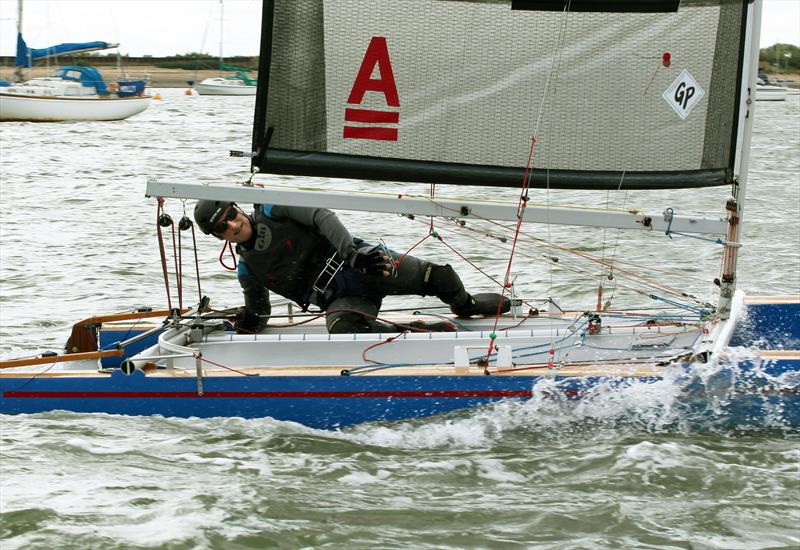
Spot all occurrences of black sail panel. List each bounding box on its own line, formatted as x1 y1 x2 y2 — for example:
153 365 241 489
253 0 747 190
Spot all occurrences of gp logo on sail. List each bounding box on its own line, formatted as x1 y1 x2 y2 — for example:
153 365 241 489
344 37 400 141
663 69 705 120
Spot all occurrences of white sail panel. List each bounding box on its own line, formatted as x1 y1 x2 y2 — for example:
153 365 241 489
256 0 745 188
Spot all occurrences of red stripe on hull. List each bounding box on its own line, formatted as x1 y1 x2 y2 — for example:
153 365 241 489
3 390 532 399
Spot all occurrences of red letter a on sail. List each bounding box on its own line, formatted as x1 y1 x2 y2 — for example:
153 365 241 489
344 36 400 141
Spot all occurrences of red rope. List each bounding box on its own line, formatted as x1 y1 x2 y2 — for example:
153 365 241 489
171 222 182 310
198 355 252 376
429 183 436 234
395 232 432 266
155 198 172 310
219 240 238 271
190 224 203 306
362 333 405 364
483 136 538 363
426 213 705 303
396 183 437 267
437 237 505 290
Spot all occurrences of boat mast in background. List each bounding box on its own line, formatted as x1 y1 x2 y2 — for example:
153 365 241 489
14 0 23 82
218 0 224 76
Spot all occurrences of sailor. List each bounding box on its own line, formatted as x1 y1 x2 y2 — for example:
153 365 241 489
193 200 510 334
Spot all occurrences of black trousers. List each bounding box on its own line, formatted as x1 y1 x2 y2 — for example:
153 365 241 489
324 246 467 333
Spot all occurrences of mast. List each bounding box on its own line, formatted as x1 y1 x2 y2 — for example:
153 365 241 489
717 0 762 316
14 0 23 82
218 0 224 75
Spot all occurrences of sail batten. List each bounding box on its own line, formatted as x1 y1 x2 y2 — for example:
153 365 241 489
253 0 748 190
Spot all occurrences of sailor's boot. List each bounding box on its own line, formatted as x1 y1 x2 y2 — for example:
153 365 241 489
421 263 511 319
450 293 511 318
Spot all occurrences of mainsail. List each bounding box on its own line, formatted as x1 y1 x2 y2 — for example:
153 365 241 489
252 0 748 190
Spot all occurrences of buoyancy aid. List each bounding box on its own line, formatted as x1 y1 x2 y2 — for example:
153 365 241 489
237 209 336 309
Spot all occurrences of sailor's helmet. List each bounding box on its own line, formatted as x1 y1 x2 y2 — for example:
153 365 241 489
194 199 235 235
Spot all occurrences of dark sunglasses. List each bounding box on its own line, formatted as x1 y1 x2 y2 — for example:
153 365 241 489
212 206 238 236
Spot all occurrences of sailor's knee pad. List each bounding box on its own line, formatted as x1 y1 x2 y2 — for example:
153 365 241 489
422 263 468 305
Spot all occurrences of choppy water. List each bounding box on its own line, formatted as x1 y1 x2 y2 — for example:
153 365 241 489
0 90 798 549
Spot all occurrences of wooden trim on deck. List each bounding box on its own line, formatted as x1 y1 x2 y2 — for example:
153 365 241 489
66 308 187 353
0 362 668 379
759 350 800 360
0 349 123 369
744 295 800 304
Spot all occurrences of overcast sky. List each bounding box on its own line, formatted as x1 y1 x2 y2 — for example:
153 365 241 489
0 0 797 57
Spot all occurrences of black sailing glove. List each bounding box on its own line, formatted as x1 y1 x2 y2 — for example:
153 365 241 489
353 249 392 277
233 307 265 334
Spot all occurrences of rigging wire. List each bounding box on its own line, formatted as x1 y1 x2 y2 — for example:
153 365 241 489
172 211 182 310
482 136 539 368
539 0 573 368
404 205 714 307
189 218 203 306
473 2 579 367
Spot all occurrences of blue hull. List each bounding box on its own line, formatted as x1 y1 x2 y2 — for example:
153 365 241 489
729 301 800 348
1 362 797 429
0 371 546 429
2 299 797 429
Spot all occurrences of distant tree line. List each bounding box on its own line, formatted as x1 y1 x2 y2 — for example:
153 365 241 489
0 52 258 70
759 44 800 74
3 45 797 74
150 52 258 70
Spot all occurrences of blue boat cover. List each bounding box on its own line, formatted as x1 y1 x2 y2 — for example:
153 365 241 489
117 80 147 97
55 66 109 95
16 33 113 67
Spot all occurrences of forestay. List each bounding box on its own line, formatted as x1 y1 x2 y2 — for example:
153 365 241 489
252 0 748 190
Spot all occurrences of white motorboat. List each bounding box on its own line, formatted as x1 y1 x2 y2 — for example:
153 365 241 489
754 76 800 101
755 84 787 101
195 76 257 96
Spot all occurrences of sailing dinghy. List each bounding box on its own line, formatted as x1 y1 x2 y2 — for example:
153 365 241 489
1 0 797 430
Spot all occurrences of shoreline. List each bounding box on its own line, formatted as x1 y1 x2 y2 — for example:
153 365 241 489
0 65 258 88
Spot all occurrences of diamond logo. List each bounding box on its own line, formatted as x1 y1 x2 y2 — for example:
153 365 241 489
663 69 705 120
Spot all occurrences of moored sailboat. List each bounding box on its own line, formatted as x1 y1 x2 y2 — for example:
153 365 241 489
0 64 150 121
195 1 257 96
1 0 797 429
0 0 150 122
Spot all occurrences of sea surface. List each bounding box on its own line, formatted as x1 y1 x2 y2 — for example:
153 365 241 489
0 89 798 549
